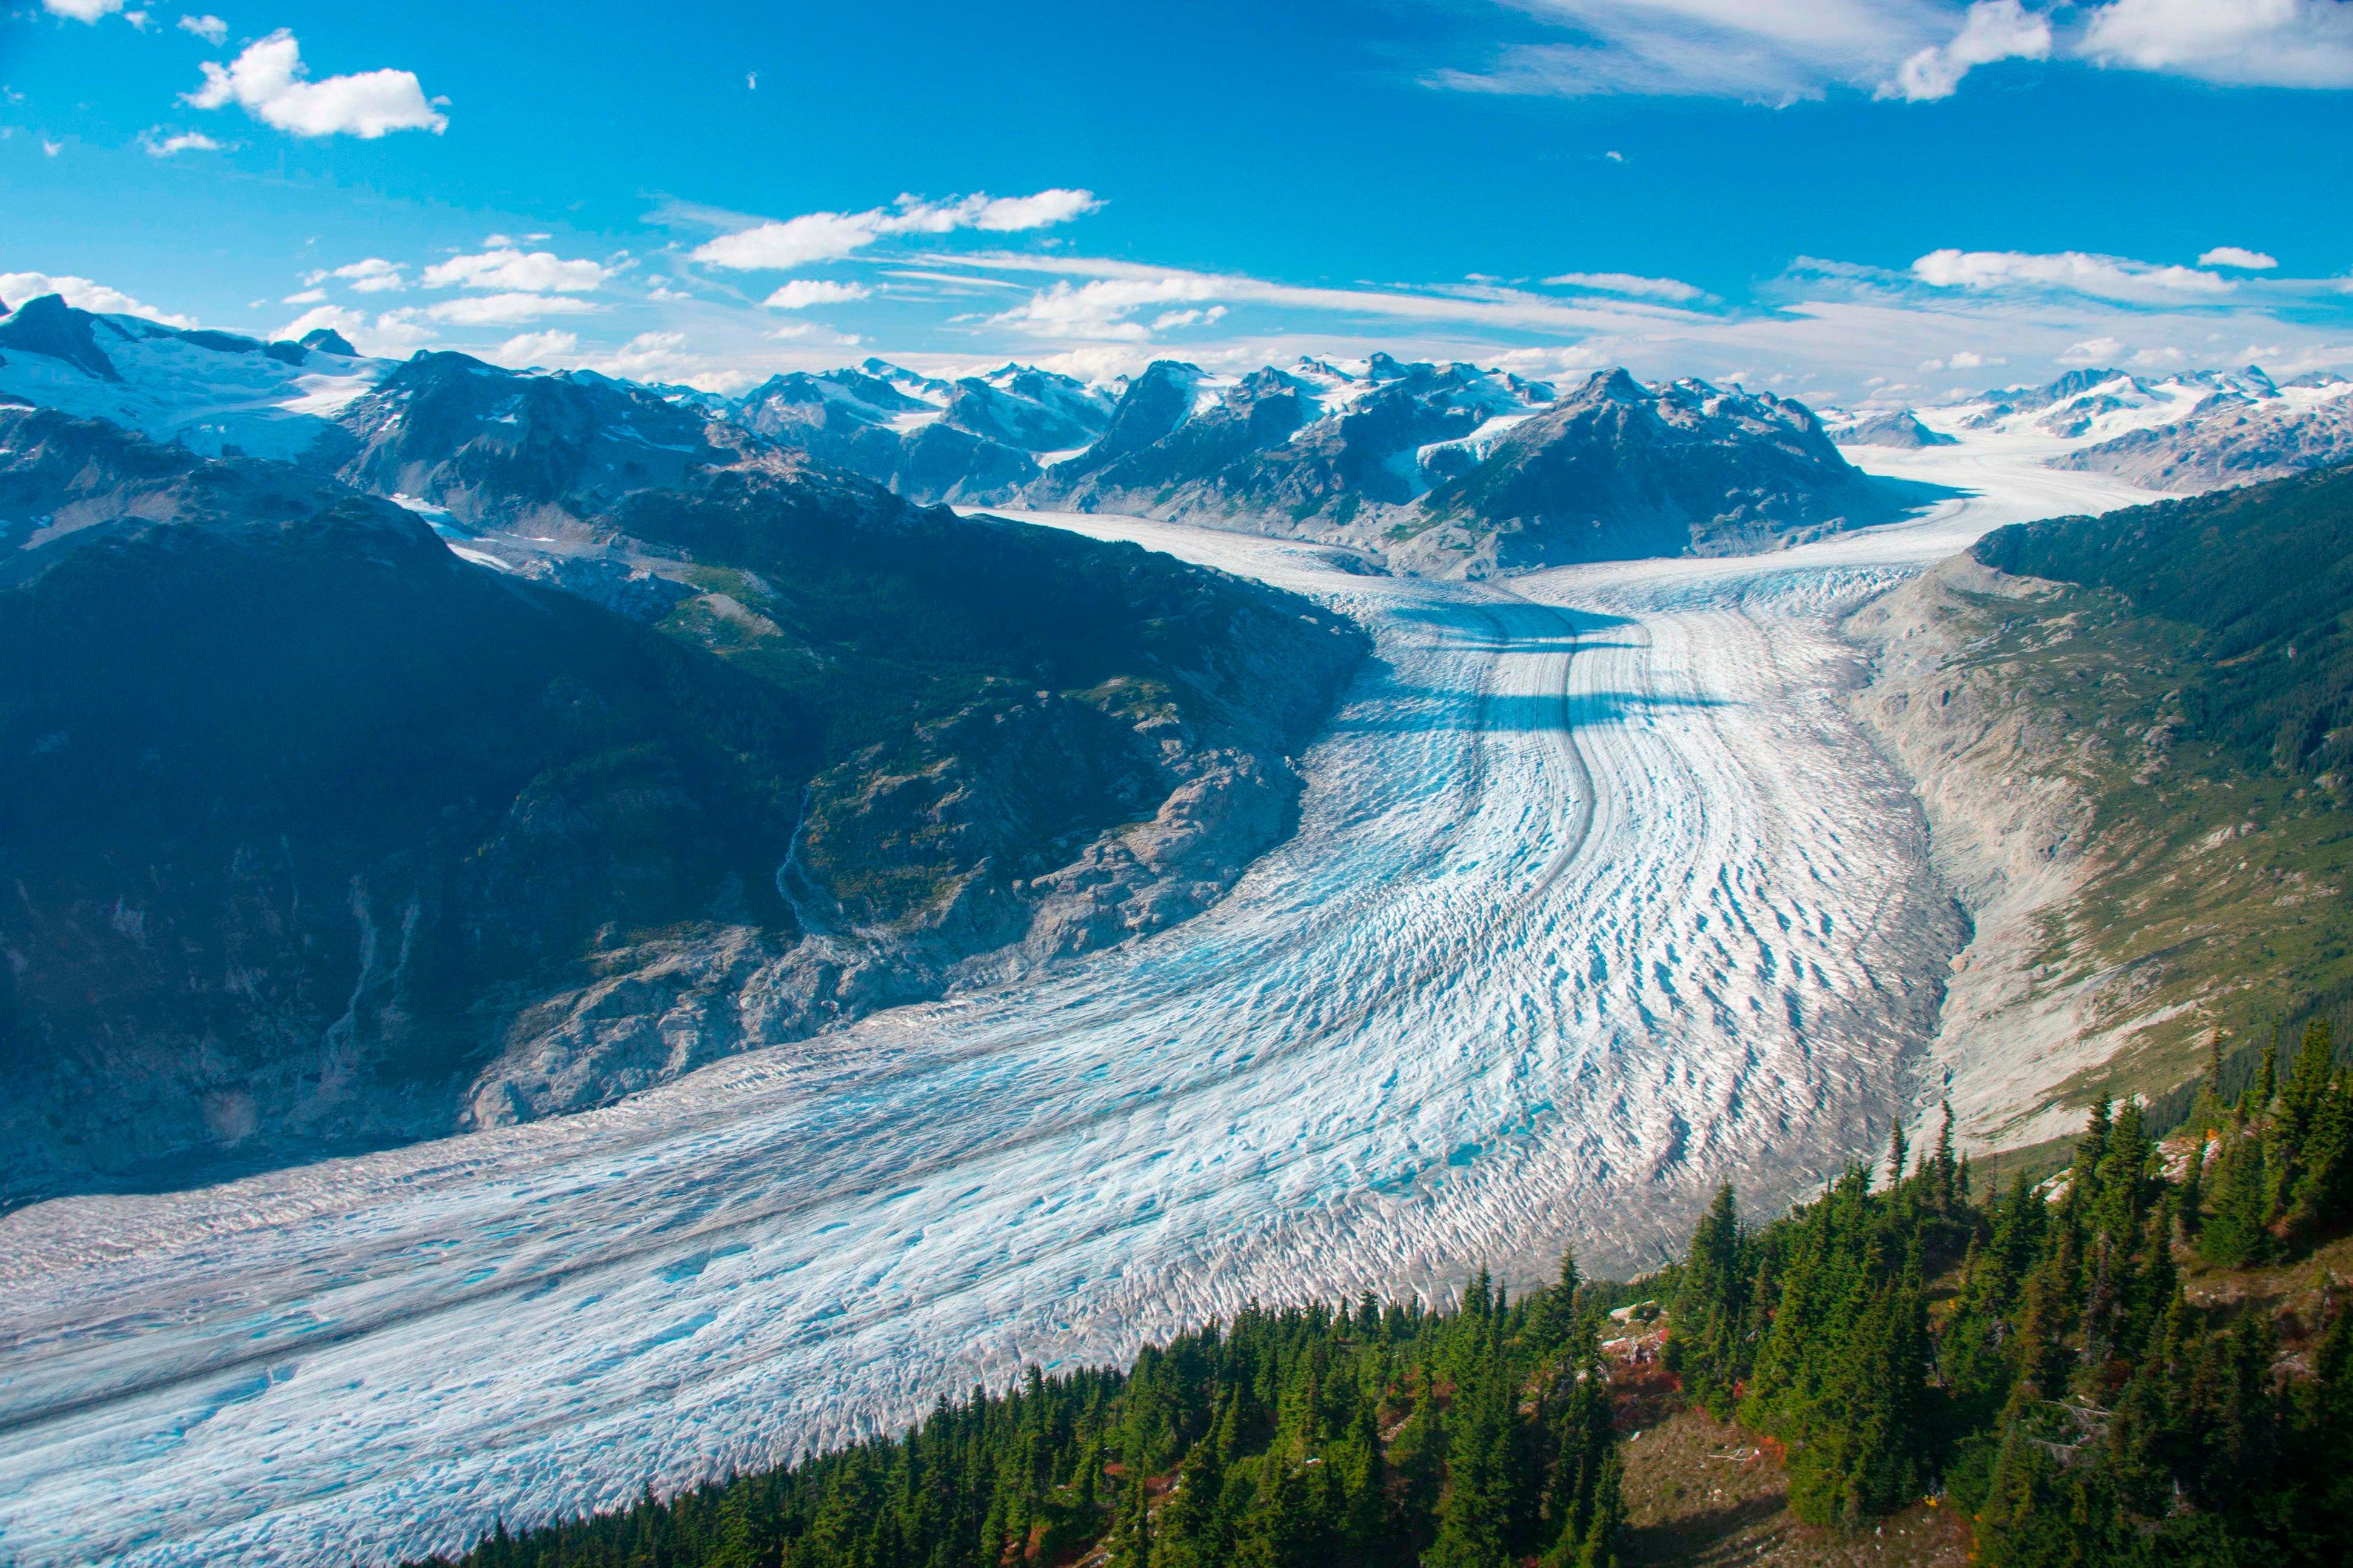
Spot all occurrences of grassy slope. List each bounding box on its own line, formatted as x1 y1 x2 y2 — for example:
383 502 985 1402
1927 465 2353 1112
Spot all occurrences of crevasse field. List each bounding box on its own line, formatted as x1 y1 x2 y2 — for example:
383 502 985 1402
0 439 2158 1567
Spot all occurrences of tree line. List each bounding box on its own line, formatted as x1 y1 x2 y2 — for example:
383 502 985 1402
424 1256 1623 1568
1661 1019 2353 1564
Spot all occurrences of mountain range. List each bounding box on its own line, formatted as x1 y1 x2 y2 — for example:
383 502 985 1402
1830 361 2353 492
0 292 1936 575
0 332 1366 1197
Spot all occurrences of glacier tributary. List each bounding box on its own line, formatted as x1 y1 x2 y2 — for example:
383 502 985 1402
0 452 2154 1567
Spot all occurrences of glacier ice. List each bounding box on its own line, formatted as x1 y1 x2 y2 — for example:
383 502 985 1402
0 444 2161 1567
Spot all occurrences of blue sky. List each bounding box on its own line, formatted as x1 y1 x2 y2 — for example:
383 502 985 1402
4 0 2350 401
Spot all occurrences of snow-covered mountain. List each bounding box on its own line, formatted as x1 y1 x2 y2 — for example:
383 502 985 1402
1829 365 2353 495
0 292 381 459
0 293 1930 575
729 359 1116 504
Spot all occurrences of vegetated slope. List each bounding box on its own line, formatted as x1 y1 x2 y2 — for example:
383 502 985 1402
1849 462 2353 1156
1653 1061 2353 1566
407 1257 1625 1568
0 406 1367 1198
0 407 815 1190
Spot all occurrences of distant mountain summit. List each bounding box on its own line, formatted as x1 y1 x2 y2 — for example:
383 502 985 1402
0 294 1936 576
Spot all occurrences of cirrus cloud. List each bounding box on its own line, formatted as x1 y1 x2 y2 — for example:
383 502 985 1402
693 188 1100 271
1544 270 1705 301
1438 0 2353 102
186 30 448 139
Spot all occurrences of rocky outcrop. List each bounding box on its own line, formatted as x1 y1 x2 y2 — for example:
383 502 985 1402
2050 392 2353 492
1846 557 2110 1154
1833 410 1956 449
1409 370 1928 571
0 410 1367 1198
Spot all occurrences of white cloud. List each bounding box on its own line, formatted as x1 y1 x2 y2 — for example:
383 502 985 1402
491 330 579 367
281 287 326 304
140 128 222 156
276 304 439 356
2198 245 2279 270
274 303 364 341
421 248 608 293
333 257 405 293
421 292 599 326
1886 0 2049 99
186 30 448 139
177 12 226 44
693 188 1100 270
1433 0 1962 102
1151 305 1229 331
580 330 756 393
1947 349 2003 367
1436 0 2353 100
41 139 63 158
761 278 872 309
948 252 1715 345
42 0 123 21
2058 336 2129 364
2081 0 2353 88
1912 247 2232 301
1544 270 1705 301
0 270 195 325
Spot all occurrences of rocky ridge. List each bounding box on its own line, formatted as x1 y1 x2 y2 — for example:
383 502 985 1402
0 390 1365 1198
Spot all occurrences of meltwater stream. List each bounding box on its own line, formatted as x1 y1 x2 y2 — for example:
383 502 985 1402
0 458 2152 1567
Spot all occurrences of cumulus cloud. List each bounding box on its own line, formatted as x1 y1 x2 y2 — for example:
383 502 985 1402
177 12 226 44
2058 336 2129 364
42 0 124 21
2081 0 2353 88
761 278 872 309
579 331 757 393
1544 270 1705 301
491 330 580 367
1886 0 2050 99
2199 246 2279 270
694 189 1100 270
274 303 365 341
186 30 449 139
281 287 326 304
333 258 405 292
275 303 439 355
421 292 599 325
421 248 608 292
1912 247 2232 301
140 128 222 156
0 270 195 325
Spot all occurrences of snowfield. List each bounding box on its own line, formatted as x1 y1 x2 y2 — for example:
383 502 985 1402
0 445 2159 1567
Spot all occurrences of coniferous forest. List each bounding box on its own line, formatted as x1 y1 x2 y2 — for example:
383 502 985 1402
424 1024 2353 1568
431 1255 1624 1568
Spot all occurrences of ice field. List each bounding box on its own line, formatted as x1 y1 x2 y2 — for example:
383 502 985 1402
0 446 2161 1567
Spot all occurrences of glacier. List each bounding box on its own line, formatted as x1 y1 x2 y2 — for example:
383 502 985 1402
0 441 2160 1568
